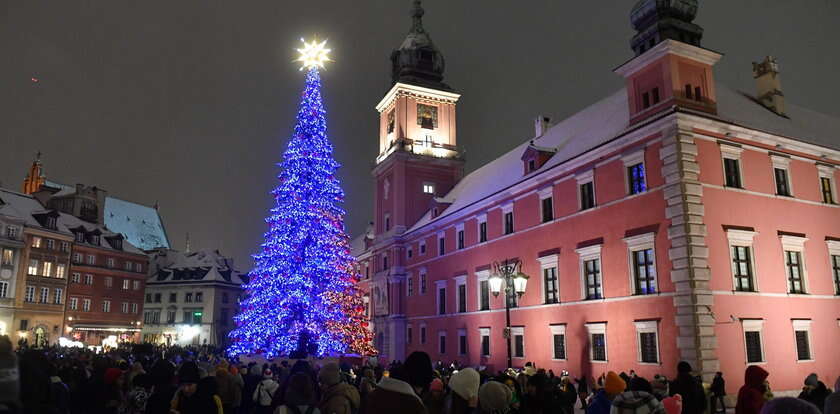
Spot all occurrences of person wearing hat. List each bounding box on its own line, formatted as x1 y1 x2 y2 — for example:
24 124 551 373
424 378 446 414
587 371 625 414
735 365 769 414
798 373 831 411
445 368 480 414
317 362 360 414
668 361 706 414
557 372 578 414
253 369 280 414
479 380 513 414
610 376 664 414
367 352 432 414
171 361 201 414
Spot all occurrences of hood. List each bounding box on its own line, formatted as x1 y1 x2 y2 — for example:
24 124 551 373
377 377 422 402
612 391 661 410
324 382 360 409
744 365 769 388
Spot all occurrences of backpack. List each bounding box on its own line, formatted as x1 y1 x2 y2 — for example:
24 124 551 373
253 381 274 406
287 405 316 414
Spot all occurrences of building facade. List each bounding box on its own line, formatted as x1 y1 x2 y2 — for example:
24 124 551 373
0 203 26 337
142 249 244 347
354 0 840 394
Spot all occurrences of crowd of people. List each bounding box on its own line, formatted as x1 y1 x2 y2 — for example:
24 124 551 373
0 335 838 414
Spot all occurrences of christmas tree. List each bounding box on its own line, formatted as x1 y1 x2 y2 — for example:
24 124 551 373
228 40 375 359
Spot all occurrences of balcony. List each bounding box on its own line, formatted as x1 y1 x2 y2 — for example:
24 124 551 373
376 137 460 164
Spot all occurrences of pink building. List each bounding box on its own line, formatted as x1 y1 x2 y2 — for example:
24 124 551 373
353 1 840 394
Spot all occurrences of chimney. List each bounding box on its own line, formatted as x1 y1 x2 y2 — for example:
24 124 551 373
534 115 551 138
752 56 786 116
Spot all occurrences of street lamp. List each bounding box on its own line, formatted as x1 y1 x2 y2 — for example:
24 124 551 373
489 258 529 368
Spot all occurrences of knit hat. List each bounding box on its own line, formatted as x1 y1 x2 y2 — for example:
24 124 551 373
604 371 626 395
677 361 692 374
263 369 273 379
448 368 480 400
318 362 342 387
662 394 682 414
628 376 653 394
178 361 200 384
402 351 434 389
804 373 818 387
429 378 444 392
479 381 512 413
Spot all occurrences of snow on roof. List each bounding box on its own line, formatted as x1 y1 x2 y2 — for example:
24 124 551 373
0 189 62 229
103 197 170 250
350 233 368 257
148 248 245 285
405 82 840 235
59 213 145 255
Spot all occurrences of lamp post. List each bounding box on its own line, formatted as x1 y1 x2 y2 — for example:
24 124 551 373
489 258 529 369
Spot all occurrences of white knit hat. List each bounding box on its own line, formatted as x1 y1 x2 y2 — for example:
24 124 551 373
448 367 480 400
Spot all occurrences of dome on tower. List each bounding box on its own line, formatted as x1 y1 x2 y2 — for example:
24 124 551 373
629 0 703 56
390 0 452 91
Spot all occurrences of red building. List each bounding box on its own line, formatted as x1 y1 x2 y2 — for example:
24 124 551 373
353 0 840 395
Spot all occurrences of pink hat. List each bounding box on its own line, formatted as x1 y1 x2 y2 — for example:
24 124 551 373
430 378 444 392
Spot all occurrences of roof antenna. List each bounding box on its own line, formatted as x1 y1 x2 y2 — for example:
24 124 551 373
185 232 191 253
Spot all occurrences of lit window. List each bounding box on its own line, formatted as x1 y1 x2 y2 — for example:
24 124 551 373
56 264 66 279
586 322 608 362
28 259 39 275
1 249 13 265
417 104 438 129
635 320 659 363
31 237 41 249
550 325 566 360
423 182 435 194
42 262 52 277
742 319 764 364
123 279 130 290
625 232 657 295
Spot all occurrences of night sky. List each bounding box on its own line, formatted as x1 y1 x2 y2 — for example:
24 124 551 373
2 1 838 268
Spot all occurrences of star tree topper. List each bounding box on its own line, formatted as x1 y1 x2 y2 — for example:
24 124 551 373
296 38 332 70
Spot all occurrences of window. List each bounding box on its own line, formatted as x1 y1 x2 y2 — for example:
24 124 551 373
792 320 812 361
42 261 52 277
512 327 524 358
550 325 566 360
627 163 647 195
104 277 113 288
69 297 78 310
436 282 446 315
31 236 41 248
420 271 427 294
133 280 140 290
85 274 93 285
477 271 490 311
742 319 764 364
196 292 203 302
19 319 28 331
107 258 115 268
420 324 427 344
125 261 132 271
438 233 445 256
406 324 412 344
121 302 129 313
102 300 111 312
25 286 35 302
732 245 755 291
685 84 693 100
527 159 536 172
652 87 660 104
478 214 487 243
457 229 465 250
586 323 608 362
85 255 95 265
423 182 435 194
577 244 603 300
170 293 177 303
830 249 840 295
56 264 66 279
785 251 805 294
458 329 467 356
74 232 85 243
382 254 388 270
541 196 554 223
28 259 39 275
633 249 657 294
146 293 152 303
154 293 161 303
46 239 54 250
456 276 467 313
407 275 414 297
642 92 650 109
134 263 142 273
1 249 12 265
480 328 490 356
538 254 559 304
419 240 426 255
721 145 744 188
503 211 514 235
167 311 176 323
131 303 138 314
407 247 413 259
384 214 390 232
578 171 596 210
40 287 49 303
71 273 80 283
60 241 69 252
635 321 659 364
6 226 18 239
772 168 791 196
438 331 446 354
0 281 7 298
73 253 82 263
82 299 91 312
185 293 193 302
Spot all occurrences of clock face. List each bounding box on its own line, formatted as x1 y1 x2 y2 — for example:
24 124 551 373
417 104 438 130
0 268 11 279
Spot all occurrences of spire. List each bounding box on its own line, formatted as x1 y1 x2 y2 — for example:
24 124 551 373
390 0 451 91
22 151 46 195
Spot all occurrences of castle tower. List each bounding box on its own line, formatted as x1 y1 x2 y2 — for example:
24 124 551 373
22 152 46 195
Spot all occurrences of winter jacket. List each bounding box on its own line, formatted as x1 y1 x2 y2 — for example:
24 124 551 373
711 376 726 397
824 376 840 414
215 369 237 407
319 382 360 414
610 391 665 414
588 389 613 414
230 371 244 408
558 382 578 414
735 365 768 414
799 381 831 412
669 373 706 414
366 377 426 414
254 378 281 407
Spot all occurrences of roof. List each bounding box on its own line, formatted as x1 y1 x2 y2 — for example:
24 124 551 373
0 189 73 234
45 180 170 250
404 82 840 235
59 214 145 255
147 248 245 286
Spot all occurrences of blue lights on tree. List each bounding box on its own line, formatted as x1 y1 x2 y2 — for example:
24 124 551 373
228 67 374 359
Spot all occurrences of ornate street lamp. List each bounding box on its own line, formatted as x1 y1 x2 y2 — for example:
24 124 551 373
490 258 529 368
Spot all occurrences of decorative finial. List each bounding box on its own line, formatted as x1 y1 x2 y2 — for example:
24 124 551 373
411 0 425 33
296 38 332 71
